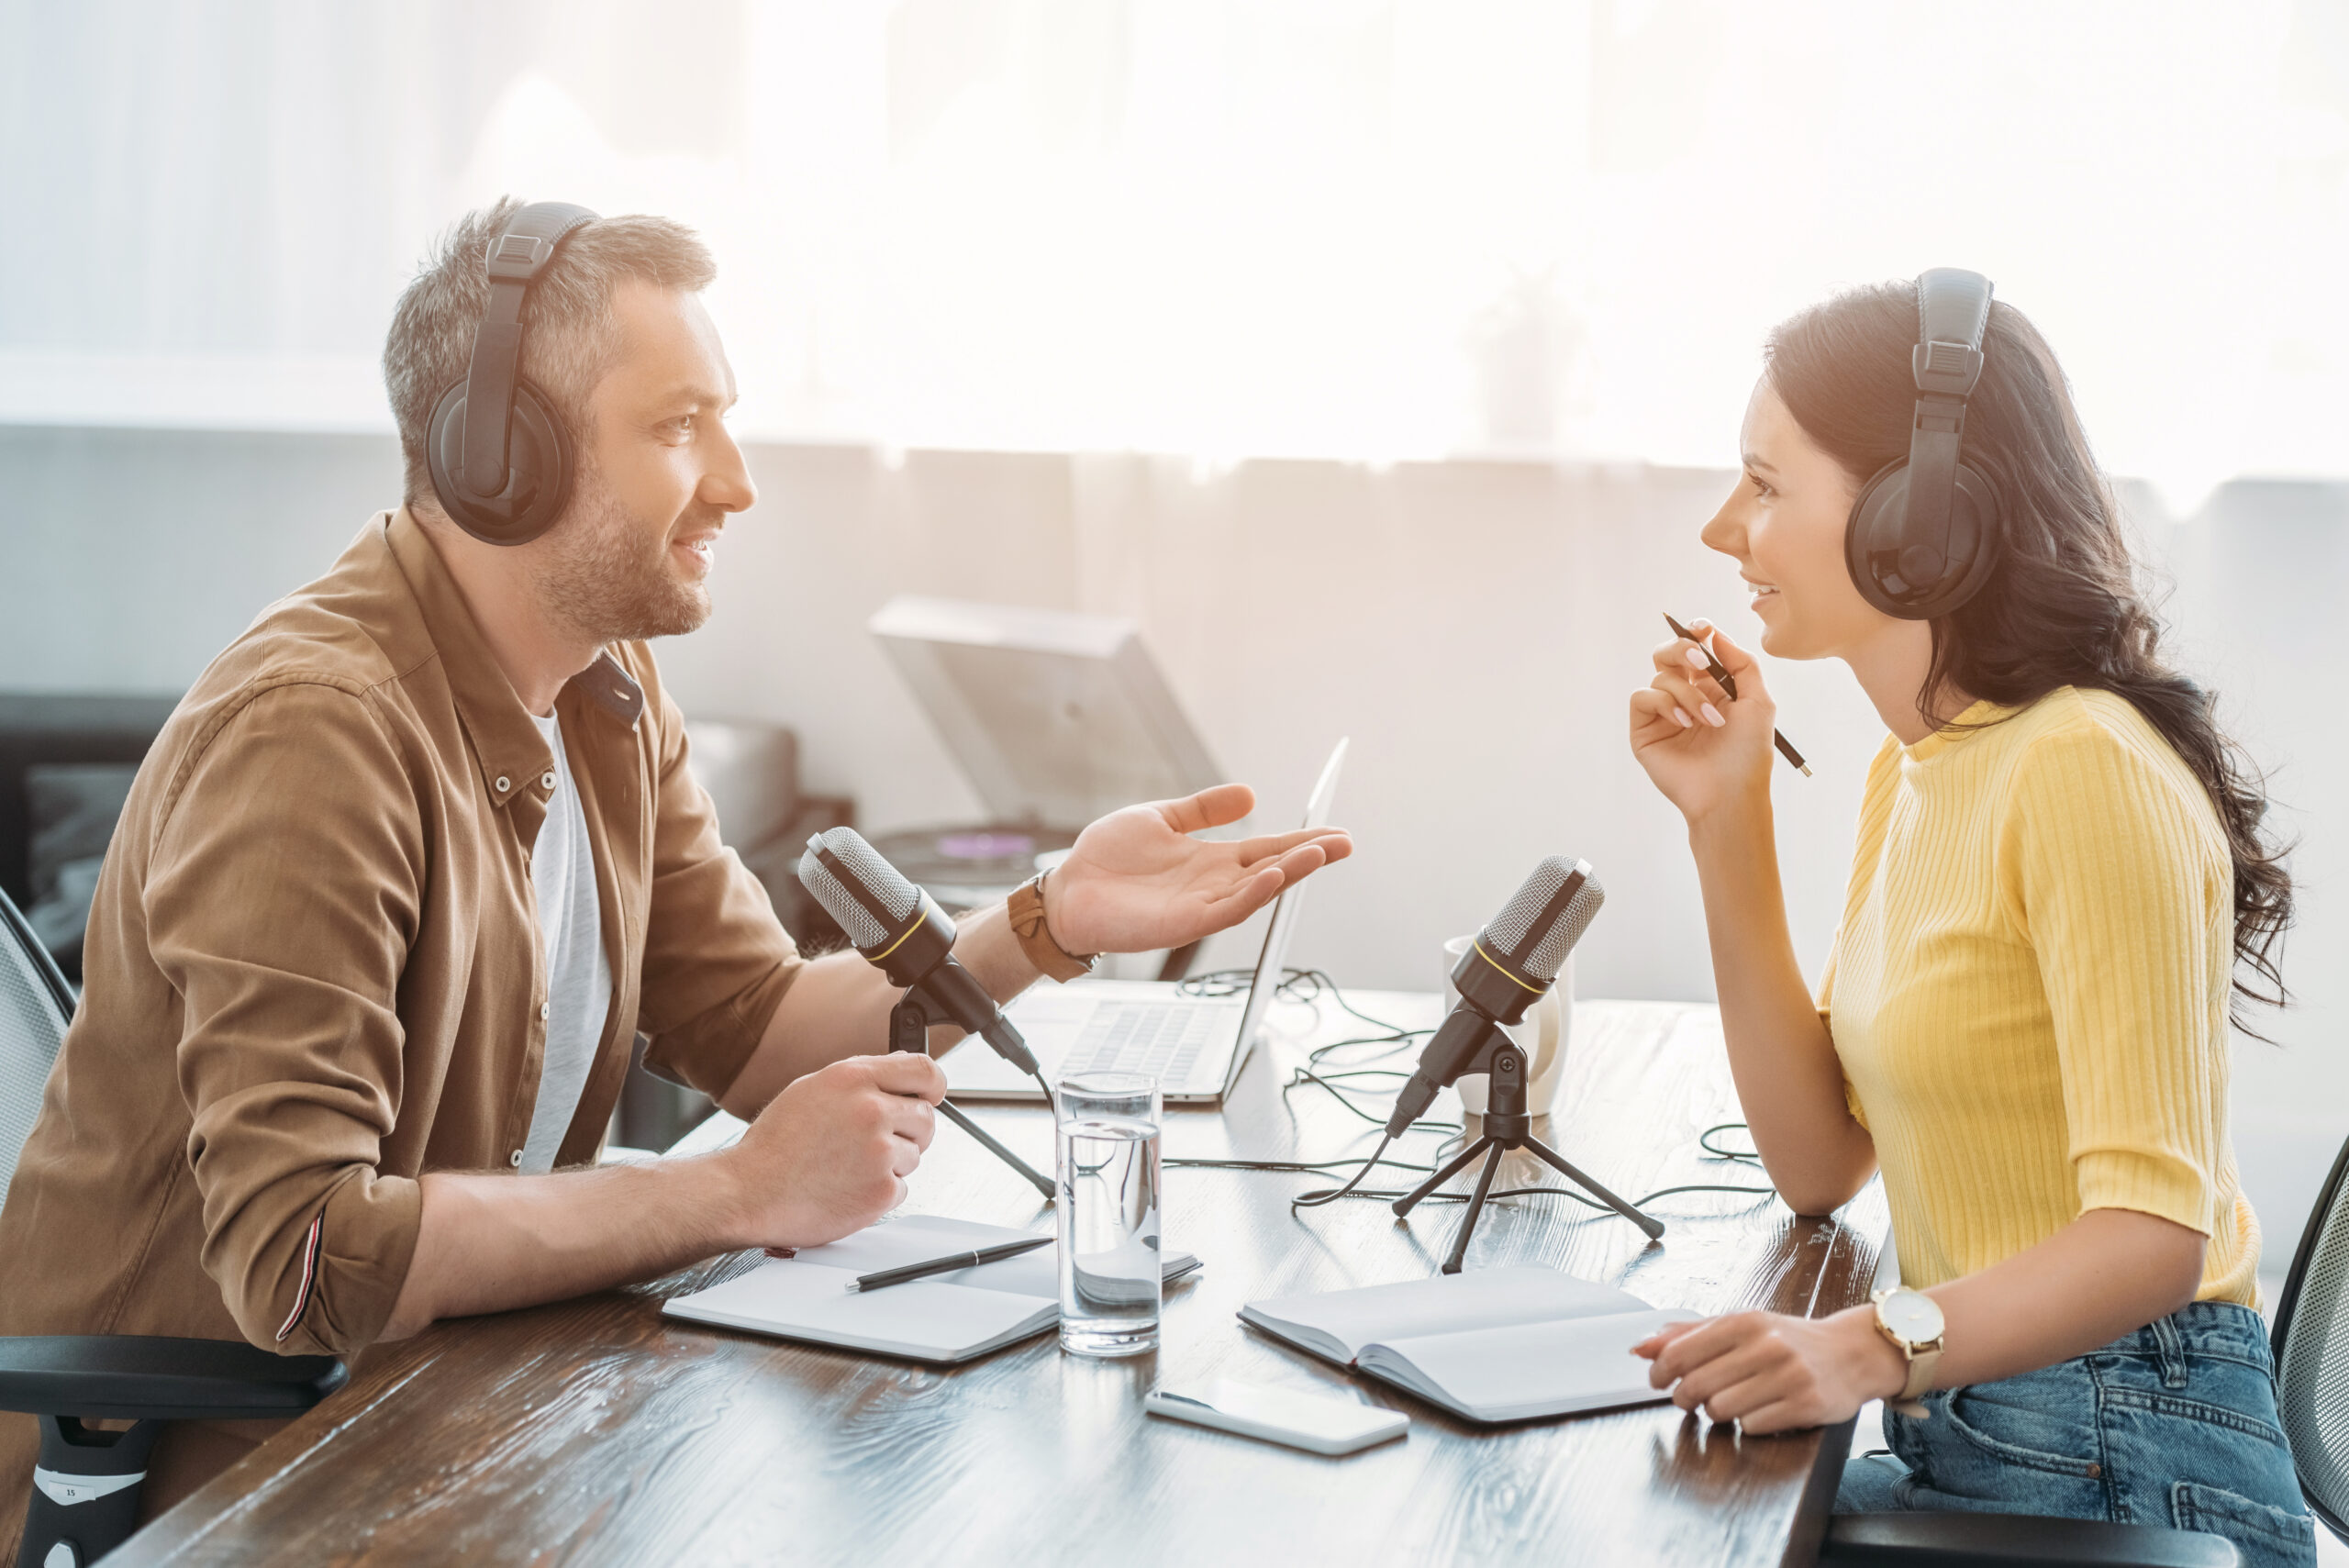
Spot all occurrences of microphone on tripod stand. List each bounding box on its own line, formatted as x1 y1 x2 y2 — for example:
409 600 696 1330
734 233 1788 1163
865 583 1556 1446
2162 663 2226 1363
796 828 1055 1196
1386 855 1601 1140
1388 855 1664 1271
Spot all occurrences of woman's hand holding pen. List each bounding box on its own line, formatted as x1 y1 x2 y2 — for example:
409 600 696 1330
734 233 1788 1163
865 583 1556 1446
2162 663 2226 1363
1630 617 1777 827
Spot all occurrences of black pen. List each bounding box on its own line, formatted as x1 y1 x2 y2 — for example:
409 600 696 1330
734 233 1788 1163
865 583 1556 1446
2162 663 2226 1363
848 1236 1053 1294
1663 613 1812 777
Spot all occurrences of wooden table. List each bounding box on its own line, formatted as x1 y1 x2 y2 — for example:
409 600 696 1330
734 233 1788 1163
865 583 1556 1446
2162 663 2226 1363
118 994 1887 1567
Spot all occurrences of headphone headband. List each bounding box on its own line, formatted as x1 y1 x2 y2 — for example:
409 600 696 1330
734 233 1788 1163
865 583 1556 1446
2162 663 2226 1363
1912 267 1992 397
456 203 596 500
1896 268 1994 582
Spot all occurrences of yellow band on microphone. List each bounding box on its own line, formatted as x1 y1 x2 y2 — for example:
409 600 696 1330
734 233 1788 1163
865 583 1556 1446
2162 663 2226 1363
867 897 933 964
1473 940 1546 993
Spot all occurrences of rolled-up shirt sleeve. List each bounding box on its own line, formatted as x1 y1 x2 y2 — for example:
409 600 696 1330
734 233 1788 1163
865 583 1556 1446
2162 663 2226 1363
632 664 805 1101
2011 722 2232 1237
145 679 427 1354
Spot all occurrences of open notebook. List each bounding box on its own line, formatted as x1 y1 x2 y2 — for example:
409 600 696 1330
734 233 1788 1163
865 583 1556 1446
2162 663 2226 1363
1240 1266 1699 1425
664 1215 1201 1365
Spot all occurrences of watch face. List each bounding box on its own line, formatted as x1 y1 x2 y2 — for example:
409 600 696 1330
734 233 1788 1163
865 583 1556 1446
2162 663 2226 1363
1880 1289 1945 1344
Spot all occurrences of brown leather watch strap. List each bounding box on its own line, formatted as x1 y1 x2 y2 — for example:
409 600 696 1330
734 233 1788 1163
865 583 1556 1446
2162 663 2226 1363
1008 873 1096 982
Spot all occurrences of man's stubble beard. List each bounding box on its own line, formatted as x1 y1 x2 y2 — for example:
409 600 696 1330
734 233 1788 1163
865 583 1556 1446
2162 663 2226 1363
531 464 714 645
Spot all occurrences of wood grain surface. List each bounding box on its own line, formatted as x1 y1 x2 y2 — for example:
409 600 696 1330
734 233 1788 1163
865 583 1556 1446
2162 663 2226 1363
114 994 1886 1568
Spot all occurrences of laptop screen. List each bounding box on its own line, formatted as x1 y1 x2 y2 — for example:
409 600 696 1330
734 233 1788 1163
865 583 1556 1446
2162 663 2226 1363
1228 739 1347 1065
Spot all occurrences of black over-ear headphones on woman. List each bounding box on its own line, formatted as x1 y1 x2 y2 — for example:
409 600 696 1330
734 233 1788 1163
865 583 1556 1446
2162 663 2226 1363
1843 267 2002 619
427 201 601 546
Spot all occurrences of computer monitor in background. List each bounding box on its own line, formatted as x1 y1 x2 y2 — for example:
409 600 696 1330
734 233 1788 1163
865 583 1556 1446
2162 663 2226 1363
948 737 1347 1104
869 595 1226 834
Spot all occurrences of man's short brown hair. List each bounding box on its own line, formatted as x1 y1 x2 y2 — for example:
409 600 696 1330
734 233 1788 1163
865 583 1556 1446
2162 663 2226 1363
382 198 716 509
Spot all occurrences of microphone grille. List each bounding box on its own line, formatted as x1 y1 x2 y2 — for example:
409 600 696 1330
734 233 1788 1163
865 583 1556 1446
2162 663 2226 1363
1486 856 1606 984
795 828 918 951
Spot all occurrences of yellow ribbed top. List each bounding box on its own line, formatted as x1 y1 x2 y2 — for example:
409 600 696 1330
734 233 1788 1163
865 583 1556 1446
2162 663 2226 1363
1821 686 2259 1307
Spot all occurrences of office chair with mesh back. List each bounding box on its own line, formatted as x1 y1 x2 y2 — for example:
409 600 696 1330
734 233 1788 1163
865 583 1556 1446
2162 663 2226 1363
0 888 345 1568
2272 1132 2349 1546
1821 1138 2349 1568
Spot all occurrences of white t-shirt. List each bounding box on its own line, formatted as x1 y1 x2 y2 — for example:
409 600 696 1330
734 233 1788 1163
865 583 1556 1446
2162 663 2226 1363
519 710 613 1173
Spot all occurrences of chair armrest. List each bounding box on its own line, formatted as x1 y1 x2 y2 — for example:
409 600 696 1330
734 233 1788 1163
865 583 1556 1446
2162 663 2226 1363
1824 1513 2241 1567
0 1335 345 1421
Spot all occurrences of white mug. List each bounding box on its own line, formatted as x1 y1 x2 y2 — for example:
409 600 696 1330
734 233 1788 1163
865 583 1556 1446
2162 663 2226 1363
1439 934 1568 1117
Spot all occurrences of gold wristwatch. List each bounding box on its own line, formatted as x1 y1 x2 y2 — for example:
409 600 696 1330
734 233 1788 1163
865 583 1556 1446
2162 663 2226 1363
1871 1286 1945 1418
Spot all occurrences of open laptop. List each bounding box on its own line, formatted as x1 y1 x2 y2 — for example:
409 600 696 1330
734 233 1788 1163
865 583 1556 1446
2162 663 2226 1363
945 739 1348 1105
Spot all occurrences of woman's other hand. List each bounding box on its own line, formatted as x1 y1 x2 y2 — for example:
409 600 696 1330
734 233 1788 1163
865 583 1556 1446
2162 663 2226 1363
1634 1306 1906 1434
1629 619 1778 827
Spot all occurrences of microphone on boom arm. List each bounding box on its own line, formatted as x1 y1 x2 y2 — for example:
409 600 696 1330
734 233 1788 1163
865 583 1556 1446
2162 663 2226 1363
796 828 1041 1076
1386 856 1604 1140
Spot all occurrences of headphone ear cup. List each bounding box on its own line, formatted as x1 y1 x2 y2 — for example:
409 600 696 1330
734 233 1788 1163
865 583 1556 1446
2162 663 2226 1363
1846 461 1913 617
425 377 575 546
1844 460 1999 620
1932 465 1999 614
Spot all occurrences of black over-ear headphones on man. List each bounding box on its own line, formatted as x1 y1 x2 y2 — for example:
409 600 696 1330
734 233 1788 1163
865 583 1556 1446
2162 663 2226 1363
1843 267 2002 619
427 201 601 546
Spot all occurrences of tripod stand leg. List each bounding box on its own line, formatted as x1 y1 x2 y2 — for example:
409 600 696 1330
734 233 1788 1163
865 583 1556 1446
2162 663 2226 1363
1442 1148 1503 1275
1392 1137 1494 1218
938 1097 1056 1199
891 995 1055 1199
1520 1140 1665 1240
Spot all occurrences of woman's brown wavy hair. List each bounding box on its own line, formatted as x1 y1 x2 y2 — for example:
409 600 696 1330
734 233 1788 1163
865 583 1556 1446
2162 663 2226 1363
1765 280 2292 1029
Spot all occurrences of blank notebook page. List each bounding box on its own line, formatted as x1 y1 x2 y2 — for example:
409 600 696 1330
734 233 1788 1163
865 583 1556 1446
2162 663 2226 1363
1364 1307 1699 1420
662 1215 1058 1360
1247 1266 1653 1362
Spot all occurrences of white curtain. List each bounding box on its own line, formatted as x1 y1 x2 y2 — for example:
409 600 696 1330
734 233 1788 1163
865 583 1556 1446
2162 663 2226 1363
2 0 2343 501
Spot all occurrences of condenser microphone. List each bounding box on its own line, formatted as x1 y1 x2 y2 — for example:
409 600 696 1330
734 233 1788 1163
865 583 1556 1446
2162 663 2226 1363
796 828 1040 1075
1384 856 1605 1138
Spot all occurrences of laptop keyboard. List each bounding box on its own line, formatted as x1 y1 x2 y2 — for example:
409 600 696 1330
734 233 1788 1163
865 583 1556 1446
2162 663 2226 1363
1063 1003 1222 1086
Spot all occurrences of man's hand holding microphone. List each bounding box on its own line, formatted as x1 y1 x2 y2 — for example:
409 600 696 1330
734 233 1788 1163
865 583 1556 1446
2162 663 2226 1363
710 782 1353 1251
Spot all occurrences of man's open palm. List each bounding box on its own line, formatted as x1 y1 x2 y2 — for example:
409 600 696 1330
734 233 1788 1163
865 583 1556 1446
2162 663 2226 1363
1045 784 1353 956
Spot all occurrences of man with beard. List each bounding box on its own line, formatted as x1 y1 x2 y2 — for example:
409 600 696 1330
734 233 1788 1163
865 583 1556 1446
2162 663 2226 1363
0 200 1351 1542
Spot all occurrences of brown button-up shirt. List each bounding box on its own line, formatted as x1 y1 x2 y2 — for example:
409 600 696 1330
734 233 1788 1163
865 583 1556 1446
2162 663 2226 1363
0 507 802 1527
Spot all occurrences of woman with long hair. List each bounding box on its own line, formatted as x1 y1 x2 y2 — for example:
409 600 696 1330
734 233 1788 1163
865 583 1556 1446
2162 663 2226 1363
1626 275 2315 1566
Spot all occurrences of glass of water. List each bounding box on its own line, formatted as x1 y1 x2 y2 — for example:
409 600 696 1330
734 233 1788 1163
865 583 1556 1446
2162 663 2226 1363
1055 1071 1163 1357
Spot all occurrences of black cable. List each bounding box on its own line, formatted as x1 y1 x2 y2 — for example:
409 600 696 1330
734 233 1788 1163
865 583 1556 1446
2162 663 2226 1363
1287 1133 1397 1207
1174 1148 1776 1214
1295 1181 1778 1211
1698 1121 1762 1165
1177 965 1408 1038
1168 963 1774 1222
1167 1153 1435 1173
1184 965 1432 1054
1190 965 1445 1128
1281 1060 1455 1131
1168 1152 1439 1176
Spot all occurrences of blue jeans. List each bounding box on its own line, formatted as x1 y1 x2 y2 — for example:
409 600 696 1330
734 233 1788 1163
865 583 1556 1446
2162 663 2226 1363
1835 1302 2317 1568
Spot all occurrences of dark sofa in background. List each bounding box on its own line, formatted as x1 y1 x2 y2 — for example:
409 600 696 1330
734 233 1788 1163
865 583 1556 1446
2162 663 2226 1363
0 691 851 1151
